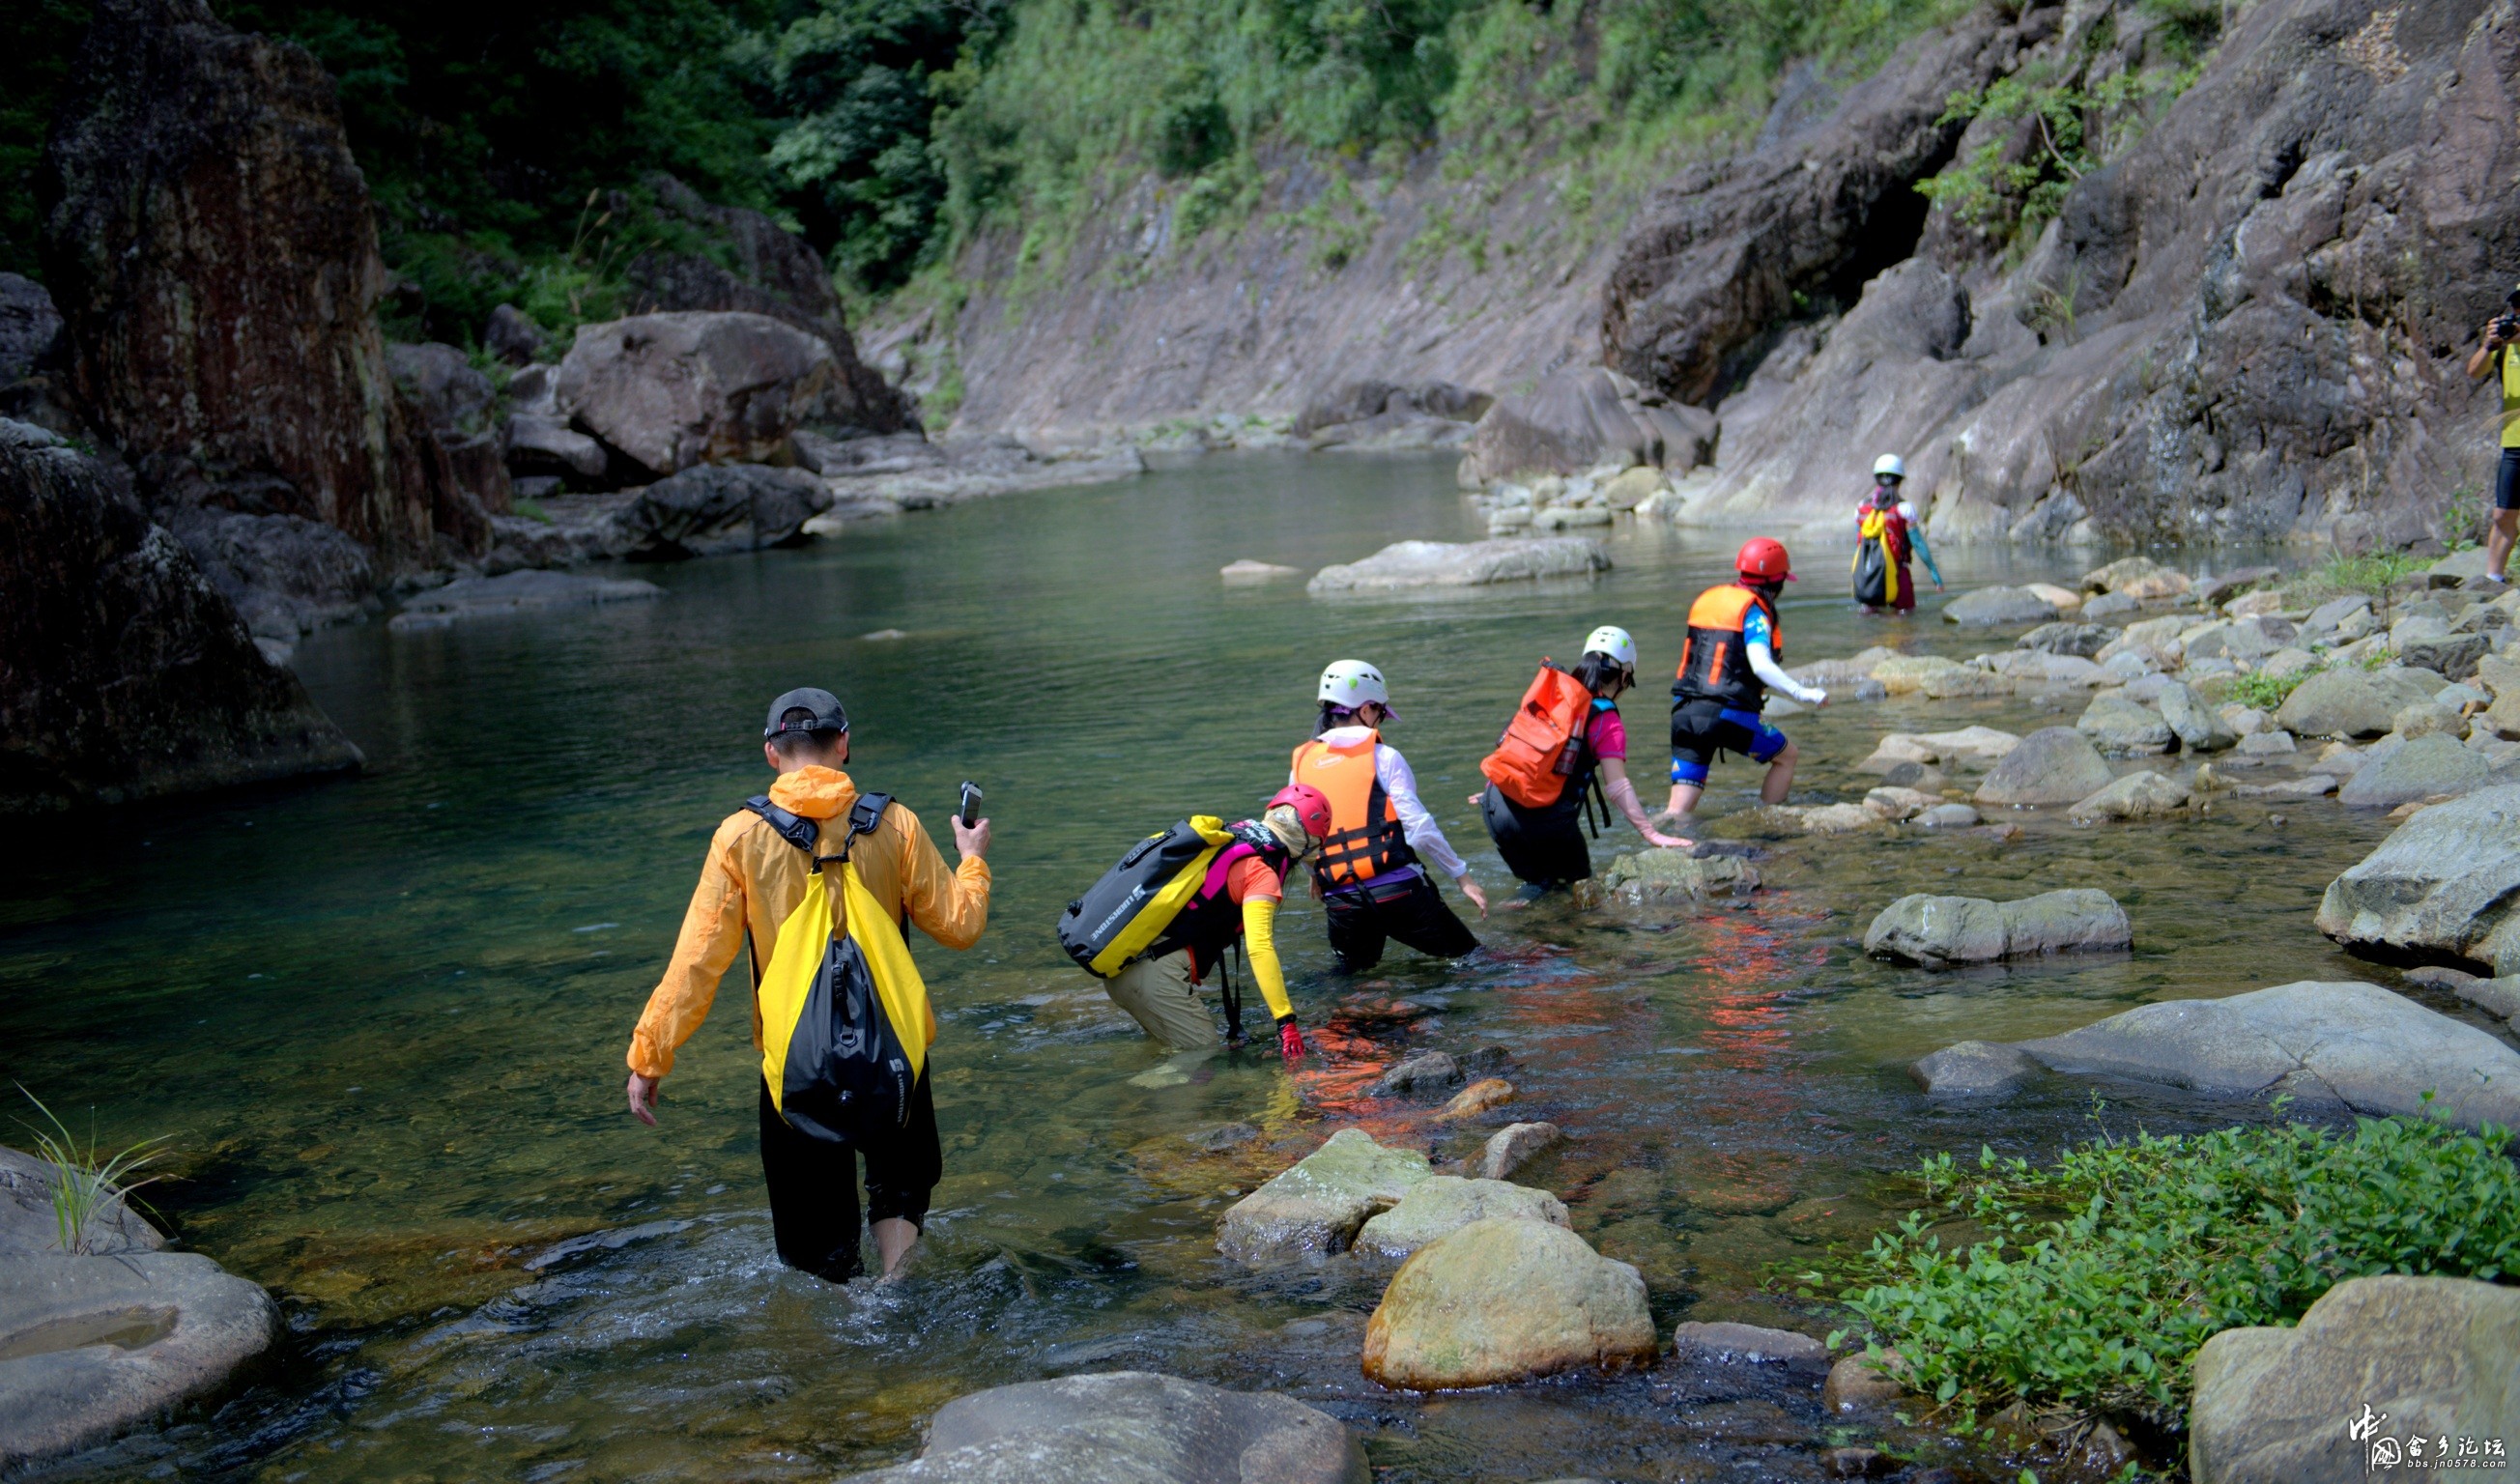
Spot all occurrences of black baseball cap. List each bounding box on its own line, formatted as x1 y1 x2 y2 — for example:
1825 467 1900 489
763 687 848 738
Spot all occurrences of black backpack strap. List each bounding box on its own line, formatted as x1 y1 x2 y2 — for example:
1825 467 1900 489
743 795 821 856
829 792 891 865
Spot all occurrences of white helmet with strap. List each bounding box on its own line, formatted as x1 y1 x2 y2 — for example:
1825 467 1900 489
1317 659 1389 710
1873 453 1906 481
1583 625 1637 668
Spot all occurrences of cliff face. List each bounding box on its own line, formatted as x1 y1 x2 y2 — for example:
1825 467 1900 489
0 419 360 812
38 0 485 571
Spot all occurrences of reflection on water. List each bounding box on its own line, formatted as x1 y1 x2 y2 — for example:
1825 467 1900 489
0 450 2482 1480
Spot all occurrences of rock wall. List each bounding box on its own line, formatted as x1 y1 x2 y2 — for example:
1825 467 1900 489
0 419 360 811
37 0 485 572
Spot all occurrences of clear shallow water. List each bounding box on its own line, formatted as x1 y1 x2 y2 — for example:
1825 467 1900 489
0 451 2493 1481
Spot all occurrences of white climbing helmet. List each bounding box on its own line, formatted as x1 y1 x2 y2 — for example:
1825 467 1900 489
1583 625 1637 668
1317 659 1391 713
1873 453 1907 481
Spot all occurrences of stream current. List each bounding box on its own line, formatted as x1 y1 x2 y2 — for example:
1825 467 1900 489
1 450 2480 1481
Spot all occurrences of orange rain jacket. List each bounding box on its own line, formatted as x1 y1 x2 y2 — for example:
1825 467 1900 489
625 765 991 1080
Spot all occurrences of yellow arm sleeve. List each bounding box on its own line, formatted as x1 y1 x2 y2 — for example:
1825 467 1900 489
1241 896 1295 1023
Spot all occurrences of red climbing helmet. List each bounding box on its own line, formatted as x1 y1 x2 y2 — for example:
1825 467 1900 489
1266 783 1334 841
1736 536 1796 584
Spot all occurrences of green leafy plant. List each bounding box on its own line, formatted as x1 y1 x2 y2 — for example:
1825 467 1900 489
1918 62 2200 246
2279 549 2429 608
16 1086 168 1255
2225 666 2317 711
1816 1115 2520 1437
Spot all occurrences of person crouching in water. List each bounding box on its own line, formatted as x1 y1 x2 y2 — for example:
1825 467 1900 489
1293 660 1488 972
1658 540 1829 826
1480 625 1694 899
1096 786 1332 1066
1852 454 1942 614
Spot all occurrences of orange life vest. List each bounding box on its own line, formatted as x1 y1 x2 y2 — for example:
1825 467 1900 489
1480 662 1595 809
1291 731 1415 888
1674 583 1781 710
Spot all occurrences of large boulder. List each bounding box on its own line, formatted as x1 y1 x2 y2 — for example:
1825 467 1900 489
623 175 915 437
1304 538 1609 594
0 1147 162 1257
1975 727 2115 806
2317 785 2520 971
1943 585 2059 626
1352 1176 1569 1261
2335 733 2496 810
1458 367 1692 481
1360 1217 1655 1390
158 504 378 639
2013 981 2520 1131
603 464 834 559
0 1250 281 1469
2277 669 2441 740
1864 889 2131 968
2190 1275 2520 1484
555 311 839 478
1217 1129 1430 1266
1 420 360 810
2076 692 2175 754
833 1372 1368 1484
39 0 479 567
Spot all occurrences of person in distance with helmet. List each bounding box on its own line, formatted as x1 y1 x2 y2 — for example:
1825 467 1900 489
1657 539 1828 826
1479 625 1694 899
1852 454 1942 614
1292 660 1487 972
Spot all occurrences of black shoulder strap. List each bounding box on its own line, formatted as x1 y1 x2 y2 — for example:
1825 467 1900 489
743 795 820 856
835 792 891 864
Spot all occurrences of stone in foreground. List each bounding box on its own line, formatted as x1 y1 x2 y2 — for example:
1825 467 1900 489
1304 537 1608 593
2189 1275 2519 1484
1476 1122 1564 1181
0 1251 280 1469
2015 981 2520 1131
1974 728 2115 806
1863 890 2131 968
2316 785 2520 972
1667 1321 1828 1368
1217 1129 1430 1265
1910 1041 2040 1097
834 1371 1367 1484
1352 1176 1568 1261
1361 1217 1655 1390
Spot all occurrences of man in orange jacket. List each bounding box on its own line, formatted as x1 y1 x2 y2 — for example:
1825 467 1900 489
623 687 991 1282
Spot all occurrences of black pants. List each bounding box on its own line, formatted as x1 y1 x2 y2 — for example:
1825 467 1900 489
1324 872 1479 972
2498 445 2520 510
757 1074 940 1282
1481 782 1593 887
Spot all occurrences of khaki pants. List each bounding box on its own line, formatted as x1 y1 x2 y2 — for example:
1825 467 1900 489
1103 951 1218 1051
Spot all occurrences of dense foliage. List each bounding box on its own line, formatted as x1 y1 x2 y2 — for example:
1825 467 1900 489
0 0 2220 339
1818 1115 2520 1434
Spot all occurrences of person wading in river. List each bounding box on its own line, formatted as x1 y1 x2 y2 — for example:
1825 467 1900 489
1851 454 1942 614
1292 660 1487 971
1478 625 1693 898
622 688 990 1283
1657 540 1828 826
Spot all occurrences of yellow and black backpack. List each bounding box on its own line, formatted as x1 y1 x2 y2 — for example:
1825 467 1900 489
1056 816 1286 979
746 792 933 1145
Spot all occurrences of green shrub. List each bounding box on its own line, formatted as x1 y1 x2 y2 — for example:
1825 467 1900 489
2224 666 2316 711
2279 550 2430 608
1818 1114 2520 1435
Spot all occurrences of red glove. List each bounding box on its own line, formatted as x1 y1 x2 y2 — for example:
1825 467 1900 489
1277 1021 1306 1063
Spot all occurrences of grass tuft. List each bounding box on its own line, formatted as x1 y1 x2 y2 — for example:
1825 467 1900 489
16 1085 168 1255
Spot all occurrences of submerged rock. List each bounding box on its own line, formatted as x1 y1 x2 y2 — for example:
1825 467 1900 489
1476 1123 1564 1182
1667 1322 1828 1369
1975 728 2114 806
1352 1176 1568 1261
1304 537 1609 593
1864 889 2131 967
1219 558 1302 584
1588 849 1760 903
1217 1129 1430 1266
2014 981 2520 1131
1360 1217 1655 1390
1368 1051 1464 1100
1436 1078 1514 1120
2190 1275 2520 1484
2317 785 2520 972
1910 1041 2040 1097
835 1371 1367 1484
389 570 661 629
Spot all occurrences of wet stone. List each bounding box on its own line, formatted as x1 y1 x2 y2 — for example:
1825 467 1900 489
1368 1051 1463 1100
1476 1121 1564 1181
1667 1321 1828 1368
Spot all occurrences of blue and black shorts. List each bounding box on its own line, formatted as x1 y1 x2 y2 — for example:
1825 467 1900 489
1670 697 1788 785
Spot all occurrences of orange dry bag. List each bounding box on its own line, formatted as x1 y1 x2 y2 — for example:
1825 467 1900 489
1479 662 1595 809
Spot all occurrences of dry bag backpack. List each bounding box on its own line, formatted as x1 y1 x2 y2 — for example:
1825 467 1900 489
1479 662 1596 809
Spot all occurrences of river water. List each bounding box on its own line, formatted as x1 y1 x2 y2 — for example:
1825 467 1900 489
0 451 2474 1481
